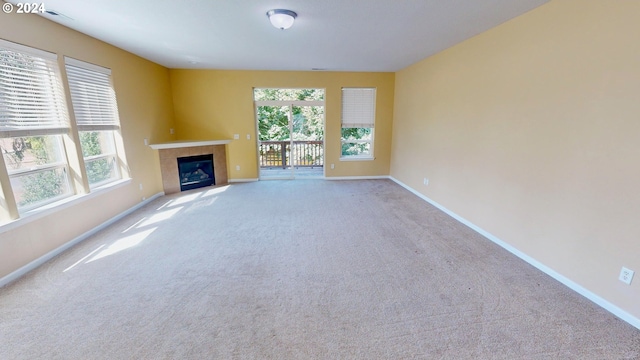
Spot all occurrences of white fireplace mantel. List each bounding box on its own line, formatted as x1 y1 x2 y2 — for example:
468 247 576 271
149 139 232 150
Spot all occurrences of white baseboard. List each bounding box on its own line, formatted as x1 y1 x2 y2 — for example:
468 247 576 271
233 175 390 182
326 175 391 181
0 192 164 288
389 176 640 331
228 178 259 183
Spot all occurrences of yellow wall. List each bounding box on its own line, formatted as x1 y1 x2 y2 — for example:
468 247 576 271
391 0 640 320
169 70 394 179
3 0 636 327
0 10 175 278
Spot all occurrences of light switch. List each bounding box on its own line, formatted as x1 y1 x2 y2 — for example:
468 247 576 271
246 134 251 140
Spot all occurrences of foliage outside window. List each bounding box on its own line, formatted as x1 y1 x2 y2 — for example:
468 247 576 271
341 127 373 156
1 136 71 210
65 58 122 187
79 131 119 186
341 88 376 158
254 89 325 168
254 88 324 102
255 88 325 142
0 40 73 212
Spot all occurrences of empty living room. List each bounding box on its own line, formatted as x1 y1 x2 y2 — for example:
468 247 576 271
1 0 639 358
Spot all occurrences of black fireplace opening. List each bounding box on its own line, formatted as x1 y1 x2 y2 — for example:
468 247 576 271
177 154 215 191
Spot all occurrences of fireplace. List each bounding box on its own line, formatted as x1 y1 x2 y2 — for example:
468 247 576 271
150 140 230 195
177 154 215 191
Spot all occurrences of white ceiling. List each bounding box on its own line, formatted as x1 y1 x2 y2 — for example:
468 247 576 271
23 0 549 72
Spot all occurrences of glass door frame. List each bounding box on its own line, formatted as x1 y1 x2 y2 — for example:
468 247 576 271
254 99 325 179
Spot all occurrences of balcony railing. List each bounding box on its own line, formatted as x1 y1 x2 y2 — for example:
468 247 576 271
259 140 323 168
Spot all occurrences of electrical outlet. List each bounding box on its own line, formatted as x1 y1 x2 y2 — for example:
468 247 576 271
169 128 175 135
619 267 634 285
143 138 148 146
330 163 335 169
246 134 251 140
234 134 240 140
235 165 240 171
423 178 429 185
139 183 143 191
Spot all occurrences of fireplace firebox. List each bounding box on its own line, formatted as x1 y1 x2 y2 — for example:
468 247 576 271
177 154 215 191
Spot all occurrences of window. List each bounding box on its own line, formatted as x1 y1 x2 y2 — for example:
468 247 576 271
341 88 375 159
0 40 73 211
65 58 121 187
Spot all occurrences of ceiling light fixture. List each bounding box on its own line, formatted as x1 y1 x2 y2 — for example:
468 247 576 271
266 9 297 30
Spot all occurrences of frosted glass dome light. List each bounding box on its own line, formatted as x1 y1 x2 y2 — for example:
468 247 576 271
267 9 297 30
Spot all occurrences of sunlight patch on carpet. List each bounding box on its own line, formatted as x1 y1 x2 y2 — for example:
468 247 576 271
87 228 156 263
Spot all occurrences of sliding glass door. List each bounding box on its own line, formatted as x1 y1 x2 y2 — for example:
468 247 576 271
254 89 324 179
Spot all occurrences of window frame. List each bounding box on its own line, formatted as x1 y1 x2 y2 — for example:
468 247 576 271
65 57 122 188
340 87 376 160
0 39 74 213
340 127 375 161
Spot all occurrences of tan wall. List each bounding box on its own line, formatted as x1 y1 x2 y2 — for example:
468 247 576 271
169 70 394 179
0 10 175 278
391 0 640 319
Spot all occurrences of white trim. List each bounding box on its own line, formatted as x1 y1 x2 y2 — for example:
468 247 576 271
0 192 164 288
389 176 640 331
78 124 120 131
259 177 293 181
149 140 231 150
228 178 259 183
326 175 390 181
0 127 69 138
339 156 375 162
8 161 67 177
0 38 57 60
255 100 324 106
64 57 111 75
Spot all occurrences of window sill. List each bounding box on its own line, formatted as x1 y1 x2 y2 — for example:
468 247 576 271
339 156 375 162
0 178 131 234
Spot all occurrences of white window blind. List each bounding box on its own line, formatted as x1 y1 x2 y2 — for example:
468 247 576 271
341 88 376 128
0 40 69 137
65 58 120 131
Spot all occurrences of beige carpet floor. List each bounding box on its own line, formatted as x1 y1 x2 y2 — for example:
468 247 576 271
1 179 639 359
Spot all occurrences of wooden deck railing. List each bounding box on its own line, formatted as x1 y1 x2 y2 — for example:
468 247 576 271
259 140 323 168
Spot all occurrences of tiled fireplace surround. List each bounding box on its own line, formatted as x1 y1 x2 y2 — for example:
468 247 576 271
152 141 229 195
